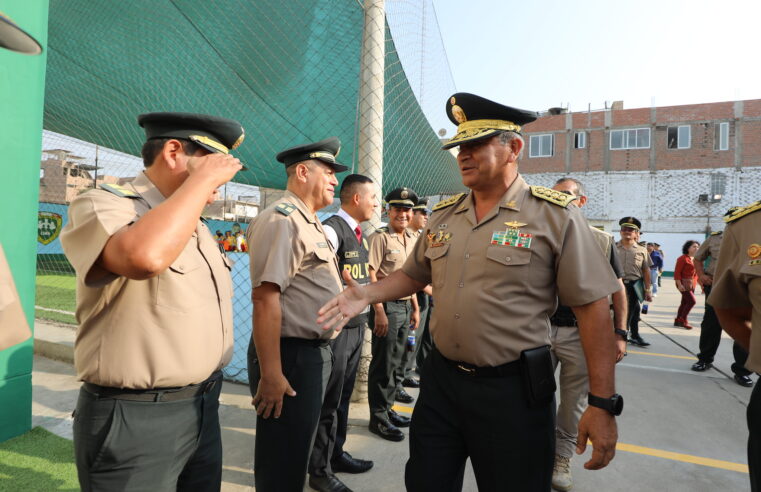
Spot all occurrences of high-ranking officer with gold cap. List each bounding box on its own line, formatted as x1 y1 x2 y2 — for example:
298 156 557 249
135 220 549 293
246 137 348 492
60 112 244 491
319 93 622 490
616 216 653 347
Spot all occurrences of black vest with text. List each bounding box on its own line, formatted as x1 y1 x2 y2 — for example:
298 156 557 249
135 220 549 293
324 214 370 327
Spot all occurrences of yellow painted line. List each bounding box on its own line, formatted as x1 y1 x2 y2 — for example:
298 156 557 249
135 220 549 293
615 442 748 473
223 465 254 475
627 350 694 360
392 404 414 414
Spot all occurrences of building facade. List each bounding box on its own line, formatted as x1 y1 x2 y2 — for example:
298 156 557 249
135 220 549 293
39 149 120 204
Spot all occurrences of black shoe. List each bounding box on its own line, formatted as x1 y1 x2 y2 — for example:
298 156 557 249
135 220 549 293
395 388 415 404
388 409 411 428
629 336 650 347
308 473 353 492
735 374 754 387
691 361 712 372
402 377 420 388
331 452 373 474
368 417 405 442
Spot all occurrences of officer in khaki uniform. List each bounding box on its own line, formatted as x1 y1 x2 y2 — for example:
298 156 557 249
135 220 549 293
60 112 244 491
691 211 753 386
367 187 420 442
710 201 761 490
246 137 347 492
318 93 622 491
616 217 653 347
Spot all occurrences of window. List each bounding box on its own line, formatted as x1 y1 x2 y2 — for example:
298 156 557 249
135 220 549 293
710 173 727 197
610 128 650 150
667 125 691 149
574 132 586 149
715 122 729 151
529 134 553 157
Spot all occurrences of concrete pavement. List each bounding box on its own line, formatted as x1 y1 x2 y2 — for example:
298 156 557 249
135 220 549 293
31 281 752 491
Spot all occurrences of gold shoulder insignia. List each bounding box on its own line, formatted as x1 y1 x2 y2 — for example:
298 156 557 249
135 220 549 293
710 231 722 236
99 183 138 198
376 226 389 233
725 201 761 223
529 186 574 208
275 202 297 216
432 193 466 212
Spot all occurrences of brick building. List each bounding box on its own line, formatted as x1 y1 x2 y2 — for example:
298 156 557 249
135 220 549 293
517 100 761 268
39 149 121 204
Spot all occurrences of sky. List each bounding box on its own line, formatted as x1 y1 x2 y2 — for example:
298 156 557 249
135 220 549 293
429 0 761 133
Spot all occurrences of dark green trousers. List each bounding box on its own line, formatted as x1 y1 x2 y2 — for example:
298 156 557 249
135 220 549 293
368 300 411 421
248 338 332 492
73 373 223 492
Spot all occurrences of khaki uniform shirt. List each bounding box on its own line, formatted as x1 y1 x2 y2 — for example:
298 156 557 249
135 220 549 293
60 173 234 389
709 211 761 372
616 241 653 281
694 232 723 276
368 227 416 300
246 190 342 340
401 175 620 366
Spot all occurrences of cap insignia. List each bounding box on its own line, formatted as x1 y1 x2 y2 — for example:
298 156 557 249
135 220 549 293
401 189 409 199
452 105 467 124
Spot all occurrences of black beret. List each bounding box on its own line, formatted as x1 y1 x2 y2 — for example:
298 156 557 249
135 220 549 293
0 12 42 55
619 217 642 231
442 92 538 150
385 187 418 208
275 137 348 172
138 112 245 155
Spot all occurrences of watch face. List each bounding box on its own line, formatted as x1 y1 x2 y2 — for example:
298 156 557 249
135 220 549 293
612 394 624 415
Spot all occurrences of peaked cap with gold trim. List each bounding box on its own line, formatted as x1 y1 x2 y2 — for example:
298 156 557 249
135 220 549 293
412 197 430 213
138 112 245 155
442 92 539 150
619 216 642 231
275 136 348 172
385 187 418 209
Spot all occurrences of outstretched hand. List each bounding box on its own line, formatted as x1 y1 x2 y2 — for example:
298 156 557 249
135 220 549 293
317 269 371 331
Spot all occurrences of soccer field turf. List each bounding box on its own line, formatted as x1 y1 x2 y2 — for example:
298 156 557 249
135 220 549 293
35 274 76 325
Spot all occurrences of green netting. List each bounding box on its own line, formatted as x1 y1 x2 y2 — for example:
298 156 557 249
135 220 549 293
43 0 462 196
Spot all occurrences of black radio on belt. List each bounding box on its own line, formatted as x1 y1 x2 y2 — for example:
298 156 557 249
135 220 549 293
519 345 556 408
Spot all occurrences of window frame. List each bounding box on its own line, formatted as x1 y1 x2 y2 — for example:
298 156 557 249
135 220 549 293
667 125 691 149
574 131 586 149
715 121 729 151
529 134 554 158
609 128 650 150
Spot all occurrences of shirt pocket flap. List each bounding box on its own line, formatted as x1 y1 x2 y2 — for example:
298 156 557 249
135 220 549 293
315 247 334 262
486 245 531 266
424 244 450 261
168 252 205 274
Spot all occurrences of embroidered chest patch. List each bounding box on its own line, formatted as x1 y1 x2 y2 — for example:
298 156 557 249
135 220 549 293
491 228 532 248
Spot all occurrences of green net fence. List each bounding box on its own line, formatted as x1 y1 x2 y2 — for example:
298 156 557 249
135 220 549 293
37 0 462 383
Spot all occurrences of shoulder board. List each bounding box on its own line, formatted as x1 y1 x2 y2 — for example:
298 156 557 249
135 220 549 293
432 193 466 212
725 201 761 224
529 186 574 208
99 183 138 198
710 231 722 236
375 226 389 233
275 202 297 216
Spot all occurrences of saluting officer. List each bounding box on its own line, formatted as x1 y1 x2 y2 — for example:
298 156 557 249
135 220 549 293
691 209 753 387
60 112 244 491
710 200 761 490
367 187 420 442
246 137 347 492
318 93 622 491
308 174 377 492
616 217 653 347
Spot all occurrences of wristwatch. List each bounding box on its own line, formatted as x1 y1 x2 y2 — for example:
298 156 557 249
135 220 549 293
588 393 624 416
614 328 628 339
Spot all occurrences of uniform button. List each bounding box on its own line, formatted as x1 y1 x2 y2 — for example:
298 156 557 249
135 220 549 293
505 257 511 262
458 282 464 288
465 253 470 259
454 313 460 319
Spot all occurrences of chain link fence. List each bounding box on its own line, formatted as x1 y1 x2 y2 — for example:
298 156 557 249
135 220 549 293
37 0 461 385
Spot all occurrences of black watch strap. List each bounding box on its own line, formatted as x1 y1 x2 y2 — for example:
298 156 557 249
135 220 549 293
588 393 624 416
614 328 628 338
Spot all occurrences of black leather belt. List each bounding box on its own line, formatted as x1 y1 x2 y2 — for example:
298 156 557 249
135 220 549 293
83 371 222 402
550 318 577 327
438 350 520 378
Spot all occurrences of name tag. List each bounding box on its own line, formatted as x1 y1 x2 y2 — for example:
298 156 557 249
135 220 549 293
345 251 359 258
317 242 328 248
389 249 401 254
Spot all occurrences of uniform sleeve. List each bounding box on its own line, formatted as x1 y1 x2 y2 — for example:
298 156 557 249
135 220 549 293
710 225 753 309
367 233 385 271
555 210 620 306
645 251 653 269
693 240 711 264
323 224 339 252
247 215 303 292
59 191 137 287
608 242 623 279
401 230 431 284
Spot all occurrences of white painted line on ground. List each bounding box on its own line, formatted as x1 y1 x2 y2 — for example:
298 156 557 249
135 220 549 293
35 305 75 315
617 362 724 378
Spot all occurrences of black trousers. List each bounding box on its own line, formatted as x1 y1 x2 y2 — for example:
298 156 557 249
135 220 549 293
405 349 555 491
73 373 223 492
624 282 643 338
249 338 332 492
404 295 431 380
416 303 434 371
309 323 366 477
698 285 751 376
749 382 761 491
368 300 411 421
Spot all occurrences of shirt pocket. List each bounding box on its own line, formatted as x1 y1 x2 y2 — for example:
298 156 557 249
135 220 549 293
156 247 210 311
424 244 449 289
310 246 336 282
484 246 532 291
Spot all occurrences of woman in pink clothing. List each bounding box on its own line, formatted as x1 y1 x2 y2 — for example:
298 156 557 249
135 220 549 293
674 240 700 329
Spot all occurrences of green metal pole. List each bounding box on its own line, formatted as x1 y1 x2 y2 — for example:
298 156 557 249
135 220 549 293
0 0 49 443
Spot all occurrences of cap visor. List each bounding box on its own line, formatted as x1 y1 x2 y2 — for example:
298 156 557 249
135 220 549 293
0 16 42 55
316 157 348 173
441 129 502 150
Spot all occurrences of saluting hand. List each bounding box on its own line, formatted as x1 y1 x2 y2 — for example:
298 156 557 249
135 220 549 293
252 373 296 419
187 153 242 189
576 406 618 470
317 269 371 331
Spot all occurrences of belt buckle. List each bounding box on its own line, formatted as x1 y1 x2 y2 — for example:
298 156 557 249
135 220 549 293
456 364 476 375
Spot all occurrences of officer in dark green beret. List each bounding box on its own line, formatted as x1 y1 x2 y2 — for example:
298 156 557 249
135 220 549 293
61 112 244 491
246 137 349 492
